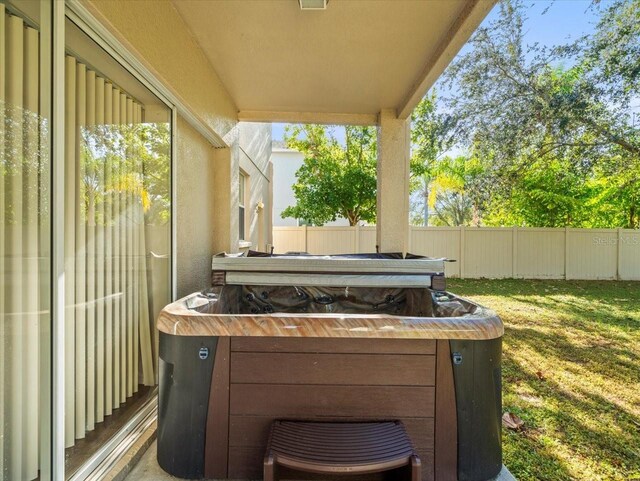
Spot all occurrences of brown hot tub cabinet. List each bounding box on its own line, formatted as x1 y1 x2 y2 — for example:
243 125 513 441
157 254 503 481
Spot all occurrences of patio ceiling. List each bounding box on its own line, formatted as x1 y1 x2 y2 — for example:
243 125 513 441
171 0 496 125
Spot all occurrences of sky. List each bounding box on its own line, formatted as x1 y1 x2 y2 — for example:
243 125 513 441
271 0 605 142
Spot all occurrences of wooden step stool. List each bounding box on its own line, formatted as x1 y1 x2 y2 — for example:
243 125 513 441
264 421 421 481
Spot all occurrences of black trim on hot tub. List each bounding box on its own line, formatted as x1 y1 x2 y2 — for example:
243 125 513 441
157 332 217 479
450 338 503 481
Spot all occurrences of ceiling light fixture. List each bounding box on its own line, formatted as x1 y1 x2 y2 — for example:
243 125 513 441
298 0 328 11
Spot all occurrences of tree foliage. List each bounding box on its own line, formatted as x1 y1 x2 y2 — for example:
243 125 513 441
439 0 640 228
409 91 456 225
282 124 377 226
427 155 485 227
82 121 171 226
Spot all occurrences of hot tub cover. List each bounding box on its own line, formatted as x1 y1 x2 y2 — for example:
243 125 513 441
211 252 447 288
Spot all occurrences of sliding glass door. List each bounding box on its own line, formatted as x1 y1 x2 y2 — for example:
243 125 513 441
1 4 172 479
63 17 172 476
1 1 52 480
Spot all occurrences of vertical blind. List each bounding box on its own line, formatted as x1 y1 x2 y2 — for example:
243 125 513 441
64 55 157 449
2 7 168 480
1 7 47 481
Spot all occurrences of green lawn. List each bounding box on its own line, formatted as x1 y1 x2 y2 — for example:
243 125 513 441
448 279 640 481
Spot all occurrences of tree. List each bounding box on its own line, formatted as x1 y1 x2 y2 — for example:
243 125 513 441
428 155 485 226
440 0 640 227
282 124 377 226
583 0 640 109
579 0 640 228
409 91 455 225
482 155 593 227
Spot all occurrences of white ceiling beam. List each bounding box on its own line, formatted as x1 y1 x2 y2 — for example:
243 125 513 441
238 110 378 126
396 0 497 120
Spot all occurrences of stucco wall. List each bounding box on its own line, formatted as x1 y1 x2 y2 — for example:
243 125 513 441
85 0 237 139
175 116 217 297
173 120 272 296
239 122 272 251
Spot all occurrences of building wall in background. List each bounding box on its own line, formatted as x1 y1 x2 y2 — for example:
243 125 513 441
272 148 304 227
239 123 273 252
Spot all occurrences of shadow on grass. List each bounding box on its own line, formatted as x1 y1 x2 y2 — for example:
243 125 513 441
507 292 639 332
502 353 640 480
505 325 639 388
449 279 640 481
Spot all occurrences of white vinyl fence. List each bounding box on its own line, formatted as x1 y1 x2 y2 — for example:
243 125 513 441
272 226 640 280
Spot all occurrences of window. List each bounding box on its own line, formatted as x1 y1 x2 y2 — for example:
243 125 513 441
239 172 247 241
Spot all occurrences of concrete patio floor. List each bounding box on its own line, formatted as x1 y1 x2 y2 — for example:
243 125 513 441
125 441 517 481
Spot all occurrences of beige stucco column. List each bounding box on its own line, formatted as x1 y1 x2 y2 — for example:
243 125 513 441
376 109 410 253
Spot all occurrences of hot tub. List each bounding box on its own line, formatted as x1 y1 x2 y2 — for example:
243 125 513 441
157 254 503 481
